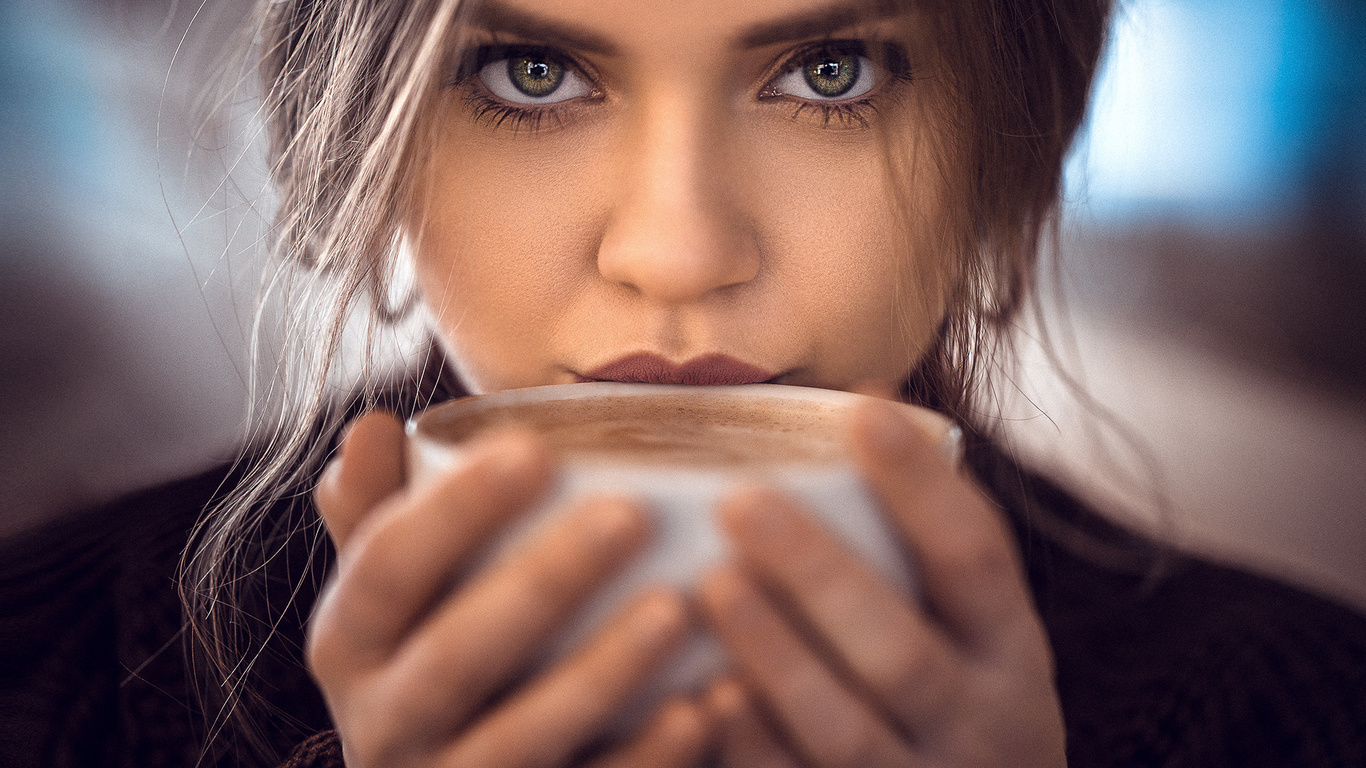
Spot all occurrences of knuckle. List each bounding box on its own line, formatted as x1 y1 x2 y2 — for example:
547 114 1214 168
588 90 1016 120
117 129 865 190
1003 612 1055 673
399 632 500 712
346 522 413 595
312 465 339 509
346 519 395 569
345 675 450 768
447 459 501 503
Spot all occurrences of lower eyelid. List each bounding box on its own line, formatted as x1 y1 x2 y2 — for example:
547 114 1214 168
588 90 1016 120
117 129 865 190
791 99 878 126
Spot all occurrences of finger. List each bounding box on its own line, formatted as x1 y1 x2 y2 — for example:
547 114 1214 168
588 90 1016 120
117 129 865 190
375 496 649 735
707 678 803 768
315 410 407 550
308 428 552 676
848 399 1044 654
441 590 689 768
699 568 918 768
718 488 961 732
586 697 715 768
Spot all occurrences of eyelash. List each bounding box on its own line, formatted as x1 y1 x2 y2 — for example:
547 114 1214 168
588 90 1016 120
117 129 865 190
451 40 913 134
463 94 568 133
451 44 589 134
787 99 880 130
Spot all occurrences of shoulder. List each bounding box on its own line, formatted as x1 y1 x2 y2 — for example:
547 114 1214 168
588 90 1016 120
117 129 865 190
0 460 239 605
1053 553 1366 767
969 440 1366 767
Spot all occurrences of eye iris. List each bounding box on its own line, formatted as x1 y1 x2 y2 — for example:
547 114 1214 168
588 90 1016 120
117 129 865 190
804 54 859 98
508 56 563 97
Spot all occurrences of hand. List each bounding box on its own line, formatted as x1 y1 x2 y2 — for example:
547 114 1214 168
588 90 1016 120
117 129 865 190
698 398 1065 767
308 411 715 768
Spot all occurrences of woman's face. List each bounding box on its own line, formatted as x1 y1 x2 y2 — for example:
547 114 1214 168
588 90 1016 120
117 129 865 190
409 0 951 394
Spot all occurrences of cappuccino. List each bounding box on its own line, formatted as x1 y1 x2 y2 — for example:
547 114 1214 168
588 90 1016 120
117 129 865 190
407 382 951 732
415 387 850 467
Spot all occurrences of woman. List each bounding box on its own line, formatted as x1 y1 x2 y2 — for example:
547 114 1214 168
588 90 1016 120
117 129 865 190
2 0 1363 766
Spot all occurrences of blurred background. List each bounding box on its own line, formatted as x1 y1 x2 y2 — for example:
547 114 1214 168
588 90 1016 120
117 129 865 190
1 0 1363 607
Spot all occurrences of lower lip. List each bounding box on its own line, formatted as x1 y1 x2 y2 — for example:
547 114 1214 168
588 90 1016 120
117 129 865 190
577 354 781 386
572 374 782 385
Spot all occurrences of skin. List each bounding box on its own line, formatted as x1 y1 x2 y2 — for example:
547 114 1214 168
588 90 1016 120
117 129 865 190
307 0 1066 765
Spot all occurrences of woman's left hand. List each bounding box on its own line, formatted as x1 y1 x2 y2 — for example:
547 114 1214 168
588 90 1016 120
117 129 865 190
698 398 1065 768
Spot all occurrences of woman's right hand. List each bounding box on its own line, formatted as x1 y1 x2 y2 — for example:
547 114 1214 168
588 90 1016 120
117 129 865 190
307 411 714 768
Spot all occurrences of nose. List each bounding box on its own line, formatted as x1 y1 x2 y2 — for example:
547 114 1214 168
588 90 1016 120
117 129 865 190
596 94 760 304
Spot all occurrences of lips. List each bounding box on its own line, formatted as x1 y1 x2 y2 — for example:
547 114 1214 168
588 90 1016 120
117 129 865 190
580 353 777 386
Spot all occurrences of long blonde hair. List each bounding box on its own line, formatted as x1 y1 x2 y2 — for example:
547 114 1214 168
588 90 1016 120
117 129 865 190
180 0 1112 760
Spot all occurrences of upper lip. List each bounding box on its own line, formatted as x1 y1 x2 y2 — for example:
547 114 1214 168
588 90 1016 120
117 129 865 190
580 353 778 385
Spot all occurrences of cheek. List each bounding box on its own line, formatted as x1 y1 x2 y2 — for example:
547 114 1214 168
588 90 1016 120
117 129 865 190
740 128 949 381
407 99 953 392
408 123 607 389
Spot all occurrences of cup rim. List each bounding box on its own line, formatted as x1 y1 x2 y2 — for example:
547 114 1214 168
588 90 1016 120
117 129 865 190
411 382 873 431
408 382 953 459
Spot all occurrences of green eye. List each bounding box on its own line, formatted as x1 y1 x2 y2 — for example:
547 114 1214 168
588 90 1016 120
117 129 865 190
476 46 593 106
770 46 875 103
803 54 860 98
508 55 565 98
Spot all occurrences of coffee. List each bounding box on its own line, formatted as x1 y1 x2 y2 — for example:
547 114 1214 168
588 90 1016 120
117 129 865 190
415 388 848 466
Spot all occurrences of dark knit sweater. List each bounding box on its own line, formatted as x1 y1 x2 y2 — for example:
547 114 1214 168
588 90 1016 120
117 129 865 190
2 441 1365 767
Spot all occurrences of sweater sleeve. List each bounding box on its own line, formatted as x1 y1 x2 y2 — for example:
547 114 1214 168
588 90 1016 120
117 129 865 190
281 731 346 768
1041 552 1366 768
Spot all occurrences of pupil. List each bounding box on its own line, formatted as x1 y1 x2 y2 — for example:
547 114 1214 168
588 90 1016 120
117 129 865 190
804 54 859 98
508 56 563 97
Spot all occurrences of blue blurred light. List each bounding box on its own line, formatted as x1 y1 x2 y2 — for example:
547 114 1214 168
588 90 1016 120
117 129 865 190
1066 0 1350 226
0 0 106 219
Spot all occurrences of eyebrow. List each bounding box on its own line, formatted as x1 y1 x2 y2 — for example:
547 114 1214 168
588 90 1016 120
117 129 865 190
469 0 904 56
738 0 904 49
469 1 621 56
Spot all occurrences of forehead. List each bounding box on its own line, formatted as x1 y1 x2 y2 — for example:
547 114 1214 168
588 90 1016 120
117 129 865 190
468 0 905 54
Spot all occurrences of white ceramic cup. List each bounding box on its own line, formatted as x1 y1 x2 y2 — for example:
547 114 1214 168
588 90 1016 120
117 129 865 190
406 382 959 730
